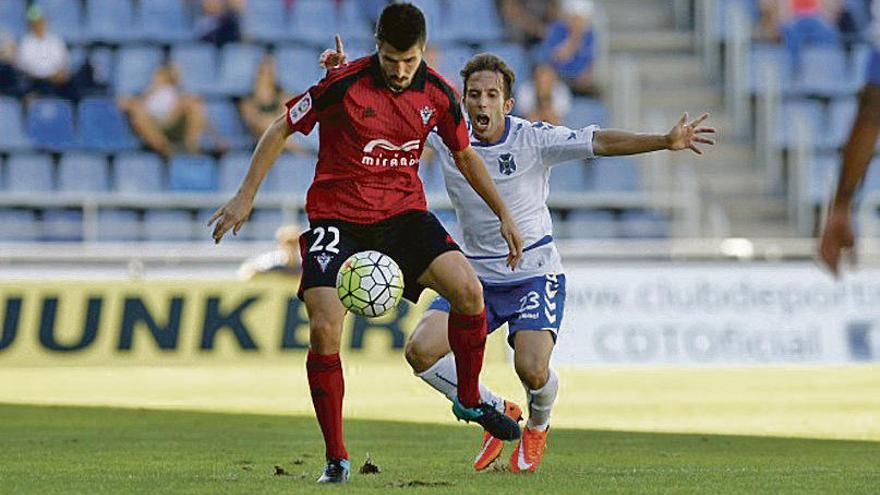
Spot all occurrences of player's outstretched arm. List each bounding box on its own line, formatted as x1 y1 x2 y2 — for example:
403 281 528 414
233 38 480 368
593 113 715 156
208 114 293 243
819 85 880 276
452 146 524 268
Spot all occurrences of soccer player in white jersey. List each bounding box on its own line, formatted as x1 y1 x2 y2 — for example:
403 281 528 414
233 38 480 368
320 45 715 471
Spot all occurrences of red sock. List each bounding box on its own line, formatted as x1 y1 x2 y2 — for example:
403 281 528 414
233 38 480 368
306 350 348 461
447 309 488 408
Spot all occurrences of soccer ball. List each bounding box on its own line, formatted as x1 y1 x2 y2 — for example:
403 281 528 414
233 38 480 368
336 251 404 317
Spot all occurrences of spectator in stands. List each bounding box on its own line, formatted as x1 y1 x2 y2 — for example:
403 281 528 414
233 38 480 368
195 0 242 46
16 5 75 99
515 63 572 125
0 32 22 97
118 64 208 158
538 0 598 96
760 0 841 69
238 224 303 279
497 0 560 47
239 55 301 151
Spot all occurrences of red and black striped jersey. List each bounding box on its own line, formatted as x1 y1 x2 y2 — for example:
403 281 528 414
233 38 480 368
284 54 469 224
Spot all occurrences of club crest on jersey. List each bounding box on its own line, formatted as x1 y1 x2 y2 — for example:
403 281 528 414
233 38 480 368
316 252 334 273
498 153 517 176
288 94 312 124
419 106 435 126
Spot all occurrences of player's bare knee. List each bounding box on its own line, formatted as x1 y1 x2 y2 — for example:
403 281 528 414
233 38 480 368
404 338 436 373
515 358 549 390
450 277 484 315
308 317 341 353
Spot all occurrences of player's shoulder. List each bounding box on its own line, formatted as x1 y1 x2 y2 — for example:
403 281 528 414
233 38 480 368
425 65 458 95
325 55 373 82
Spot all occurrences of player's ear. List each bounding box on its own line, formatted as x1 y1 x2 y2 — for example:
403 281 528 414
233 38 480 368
504 97 515 114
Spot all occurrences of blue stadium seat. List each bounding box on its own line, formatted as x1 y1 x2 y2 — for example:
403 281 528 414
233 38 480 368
481 43 530 84
244 208 283 240
619 210 669 238
549 161 588 193
84 0 136 43
749 43 793 94
0 98 32 151
339 0 374 43
276 46 324 93
218 152 251 192
808 153 838 204
169 155 218 192
409 0 452 45
205 99 252 150
794 45 860 98
137 0 192 43
446 0 503 44
436 46 478 88
96 209 141 241
773 100 823 149
0 209 39 242
26 98 76 151
7 154 54 193
78 97 139 152
36 0 84 43
591 157 641 192
88 47 116 88
289 0 339 45
143 209 194 241
58 153 109 192
563 210 617 239
114 153 164 193
171 44 219 95
0 0 27 38
216 44 265 96
242 0 289 42
565 98 608 128
825 99 857 151
115 46 164 95
265 152 317 195
42 209 84 242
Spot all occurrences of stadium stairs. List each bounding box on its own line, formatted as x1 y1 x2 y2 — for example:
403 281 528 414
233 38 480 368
599 0 797 238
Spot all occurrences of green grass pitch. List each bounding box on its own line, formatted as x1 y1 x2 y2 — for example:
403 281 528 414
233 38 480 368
1 363 878 494
1 404 879 494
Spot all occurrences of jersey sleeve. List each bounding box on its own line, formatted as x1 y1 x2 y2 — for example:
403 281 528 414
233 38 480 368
283 89 319 135
535 122 600 167
435 101 470 153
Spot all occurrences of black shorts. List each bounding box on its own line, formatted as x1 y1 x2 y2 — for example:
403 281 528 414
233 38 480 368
297 210 461 303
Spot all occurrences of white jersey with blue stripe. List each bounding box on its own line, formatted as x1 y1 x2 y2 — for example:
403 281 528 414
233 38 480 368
426 115 598 283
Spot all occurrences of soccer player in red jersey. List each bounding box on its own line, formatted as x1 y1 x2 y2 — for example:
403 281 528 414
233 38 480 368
208 3 523 484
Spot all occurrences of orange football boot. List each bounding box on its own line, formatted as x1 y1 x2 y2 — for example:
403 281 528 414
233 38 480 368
509 425 549 473
473 400 522 471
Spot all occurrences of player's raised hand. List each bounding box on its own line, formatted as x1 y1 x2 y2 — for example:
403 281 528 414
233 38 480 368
207 192 255 244
319 34 347 69
500 216 524 270
819 205 856 277
667 112 716 155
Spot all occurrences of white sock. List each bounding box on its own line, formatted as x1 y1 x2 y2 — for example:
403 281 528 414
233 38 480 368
416 352 505 413
524 367 558 431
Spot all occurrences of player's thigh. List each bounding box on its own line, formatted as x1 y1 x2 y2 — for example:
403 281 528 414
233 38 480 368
405 306 452 372
417 250 483 313
303 286 347 353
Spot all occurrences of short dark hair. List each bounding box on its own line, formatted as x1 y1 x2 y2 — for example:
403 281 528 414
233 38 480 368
376 3 427 51
460 53 516 100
